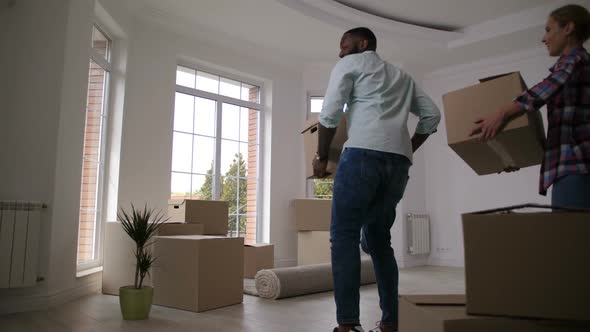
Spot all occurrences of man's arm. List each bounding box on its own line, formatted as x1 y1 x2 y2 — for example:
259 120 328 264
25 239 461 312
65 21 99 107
318 123 337 161
411 133 430 152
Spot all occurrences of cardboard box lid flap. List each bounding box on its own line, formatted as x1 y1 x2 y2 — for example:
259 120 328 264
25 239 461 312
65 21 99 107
301 122 319 134
478 72 520 83
245 243 273 248
155 235 229 240
402 294 466 305
464 203 590 216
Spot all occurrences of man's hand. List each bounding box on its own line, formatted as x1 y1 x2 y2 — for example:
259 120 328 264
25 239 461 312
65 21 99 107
312 155 329 178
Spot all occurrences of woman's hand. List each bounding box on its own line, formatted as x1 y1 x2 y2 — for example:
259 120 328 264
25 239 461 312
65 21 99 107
469 102 524 140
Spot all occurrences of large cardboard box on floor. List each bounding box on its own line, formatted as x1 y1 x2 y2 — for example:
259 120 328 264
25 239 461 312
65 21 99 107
442 72 545 175
462 205 590 321
167 199 228 235
297 231 330 265
244 243 274 278
152 235 243 312
294 198 331 231
399 295 589 332
302 117 347 179
158 222 204 236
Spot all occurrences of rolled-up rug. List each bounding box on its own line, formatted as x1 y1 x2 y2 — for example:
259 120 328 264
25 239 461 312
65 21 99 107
255 256 376 299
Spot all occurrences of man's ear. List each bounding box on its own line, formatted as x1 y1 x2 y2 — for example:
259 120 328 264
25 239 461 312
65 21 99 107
564 21 576 37
359 39 369 51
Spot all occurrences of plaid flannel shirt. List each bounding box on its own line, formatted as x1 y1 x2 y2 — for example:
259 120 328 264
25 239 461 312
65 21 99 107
515 47 590 195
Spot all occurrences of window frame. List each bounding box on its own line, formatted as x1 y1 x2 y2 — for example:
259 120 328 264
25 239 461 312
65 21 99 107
76 23 113 272
173 62 265 239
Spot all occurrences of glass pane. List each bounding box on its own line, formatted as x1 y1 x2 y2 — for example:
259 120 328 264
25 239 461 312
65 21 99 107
220 139 239 176
228 214 238 237
192 135 215 174
194 97 216 137
196 71 219 94
310 97 324 113
170 172 191 199
222 103 240 141
241 83 260 103
239 142 248 177
246 110 259 145
174 93 194 133
191 174 212 200
176 66 196 89
171 132 192 173
92 26 110 60
220 77 241 99
313 179 334 199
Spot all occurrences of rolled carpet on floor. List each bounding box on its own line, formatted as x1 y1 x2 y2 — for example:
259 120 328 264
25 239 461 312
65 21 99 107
255 256 376 299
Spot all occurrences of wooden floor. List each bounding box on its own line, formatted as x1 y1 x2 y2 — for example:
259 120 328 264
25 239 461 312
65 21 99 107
0 266 464 332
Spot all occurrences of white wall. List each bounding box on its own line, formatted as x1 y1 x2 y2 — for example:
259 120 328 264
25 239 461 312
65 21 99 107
116 17 305 268
421 47 555 267
0 0 132 314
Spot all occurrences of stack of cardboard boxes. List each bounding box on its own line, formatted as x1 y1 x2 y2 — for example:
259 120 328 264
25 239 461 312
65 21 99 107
294 198 332 265
400 73 590 331
400 207 590 331
150 199 273 312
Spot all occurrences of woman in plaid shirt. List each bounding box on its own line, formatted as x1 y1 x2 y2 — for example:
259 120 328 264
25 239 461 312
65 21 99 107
471 4 590 209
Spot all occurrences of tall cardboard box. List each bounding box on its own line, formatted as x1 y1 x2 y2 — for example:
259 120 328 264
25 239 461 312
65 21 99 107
294 198 332 231
442 72 545 175
298 231 330 265
462 205 590 321
152 235 243 312
302 117 347 178
244 243 274 278
399 295 588 332
158 222 204 236
167 199 228 235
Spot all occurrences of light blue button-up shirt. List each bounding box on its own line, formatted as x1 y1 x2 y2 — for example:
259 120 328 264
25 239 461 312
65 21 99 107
319 51 441 162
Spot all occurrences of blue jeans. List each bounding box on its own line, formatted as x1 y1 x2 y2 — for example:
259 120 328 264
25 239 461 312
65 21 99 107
330 148 411 327
552 174 590 209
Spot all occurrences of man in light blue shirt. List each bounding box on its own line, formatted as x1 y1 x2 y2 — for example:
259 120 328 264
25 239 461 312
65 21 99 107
313 27 440 332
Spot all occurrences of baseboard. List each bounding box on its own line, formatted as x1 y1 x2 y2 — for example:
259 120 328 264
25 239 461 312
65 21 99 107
274 258 297 268
0 273 102 314
427 257 464 267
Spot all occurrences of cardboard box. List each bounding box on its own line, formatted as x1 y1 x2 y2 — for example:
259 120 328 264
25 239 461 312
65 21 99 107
244 243 274 278
462 205 590 321
297 231 330 265
158 222 204 236
399 295 588 332
302 117 347 179
294 198 331 231
168 199 228 235
442 72 545 175
152 235 243 312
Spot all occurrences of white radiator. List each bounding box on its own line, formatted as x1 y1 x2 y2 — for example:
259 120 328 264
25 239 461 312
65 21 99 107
0 200 44 288
407 213 430 255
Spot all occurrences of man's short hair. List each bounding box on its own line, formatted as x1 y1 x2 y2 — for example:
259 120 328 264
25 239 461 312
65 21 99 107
345 27 377 51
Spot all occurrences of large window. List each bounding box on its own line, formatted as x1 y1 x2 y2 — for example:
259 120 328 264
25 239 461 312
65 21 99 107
172 66 262 241
76 26 112 266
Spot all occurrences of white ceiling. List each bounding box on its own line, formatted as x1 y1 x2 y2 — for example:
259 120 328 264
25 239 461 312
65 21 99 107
125 0 587 71
335 0 554 31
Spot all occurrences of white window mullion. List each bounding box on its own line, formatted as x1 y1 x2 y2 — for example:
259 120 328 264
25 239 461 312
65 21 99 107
213 100 223 201
176 85 260 110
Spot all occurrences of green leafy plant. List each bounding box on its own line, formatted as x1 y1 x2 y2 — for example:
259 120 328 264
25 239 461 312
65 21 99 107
117 203 169 289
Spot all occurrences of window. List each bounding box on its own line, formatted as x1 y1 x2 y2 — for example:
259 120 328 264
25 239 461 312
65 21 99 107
76 26 112 266
306 96 335 199
172 65 262 242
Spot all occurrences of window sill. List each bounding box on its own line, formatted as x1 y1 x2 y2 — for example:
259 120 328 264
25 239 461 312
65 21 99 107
76 266 103 278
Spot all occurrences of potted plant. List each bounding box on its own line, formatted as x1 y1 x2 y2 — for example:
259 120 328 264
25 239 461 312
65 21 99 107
117 203 168 320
